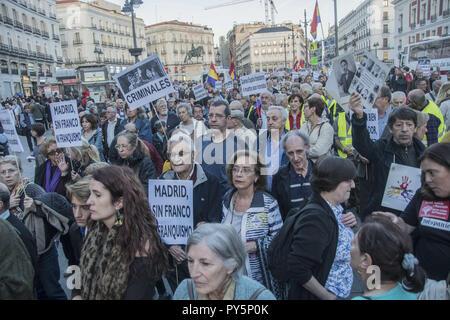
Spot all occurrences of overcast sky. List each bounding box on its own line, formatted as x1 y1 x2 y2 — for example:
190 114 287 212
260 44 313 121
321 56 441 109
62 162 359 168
107 0 364 45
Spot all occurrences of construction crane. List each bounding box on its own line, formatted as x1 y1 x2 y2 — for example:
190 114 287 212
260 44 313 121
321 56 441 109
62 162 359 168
205 0 278 25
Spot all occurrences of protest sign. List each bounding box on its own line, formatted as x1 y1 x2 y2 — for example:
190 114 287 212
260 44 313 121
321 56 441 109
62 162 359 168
49 100 82 148
348 51 391 110
351 109 379 141
273 71 285 78
193 83 207 101
114 54 175 110
0 110 24 153
149 179 194 245
215 81 222 91
292 72 300 82
381 164 421 211
313 71 321 81
325 53 356 111
240 72 268 96
417 58 431 77
223 80 234 91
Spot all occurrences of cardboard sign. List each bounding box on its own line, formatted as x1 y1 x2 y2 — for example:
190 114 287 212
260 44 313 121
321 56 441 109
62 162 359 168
149 180 194 245
417 58 431 77
0 109 24 153
381 163 422 211
50 100 82 148
193 84 207 101
240 72 268 96
114 54 175 110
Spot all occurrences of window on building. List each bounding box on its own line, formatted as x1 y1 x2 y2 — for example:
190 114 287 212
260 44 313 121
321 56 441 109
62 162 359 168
383 0 388 7
383 51 388 60
412 8 416 25
383 38 388 48
383 12 388 20
422 3 426 20
432 30 436 36
383 24 388 33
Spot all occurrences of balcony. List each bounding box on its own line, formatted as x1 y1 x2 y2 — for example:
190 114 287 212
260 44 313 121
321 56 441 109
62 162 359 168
60 24 66 30
33 28 41 35
38 71 44 76
46 72 52 77
4 16 13 26
61 41 68 47
19 0 27 7
18 48 28 56
29 4 37 12
38 9 46 17
42 31 49 38
14 20 23 30
50 13 57 20
0 44 9 53
398 27 403 33
57 57 64 63
29 71 36 76
99 26 105 31
91 24 97 29
420 19 426 26
101 41 107 46
1 68 9 74
73 40 83 45
20 70 28 76
93 40 99 44
107 42 113 47
24 24 32 33
444 9 449 17
53 34 60 41
410 23 416 29
29 51 36 58
11 68 19 75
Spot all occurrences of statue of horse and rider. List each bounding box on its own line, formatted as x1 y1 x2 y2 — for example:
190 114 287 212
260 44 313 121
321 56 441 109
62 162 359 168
184 44 204 64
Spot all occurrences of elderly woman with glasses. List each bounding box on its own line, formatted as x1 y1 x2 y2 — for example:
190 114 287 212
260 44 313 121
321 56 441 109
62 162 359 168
34 137 72 197
114 131 156 195
221 150 283 299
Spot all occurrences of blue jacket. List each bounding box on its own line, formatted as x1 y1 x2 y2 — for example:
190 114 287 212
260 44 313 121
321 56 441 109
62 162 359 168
173 276 276 300
118 117 153 143
85 128 105 161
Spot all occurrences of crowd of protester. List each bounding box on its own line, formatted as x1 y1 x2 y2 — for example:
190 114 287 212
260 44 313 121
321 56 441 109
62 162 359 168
0 63 449 301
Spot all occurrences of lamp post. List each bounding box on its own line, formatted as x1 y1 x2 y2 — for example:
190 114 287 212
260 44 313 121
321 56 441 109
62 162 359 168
122 0 143 64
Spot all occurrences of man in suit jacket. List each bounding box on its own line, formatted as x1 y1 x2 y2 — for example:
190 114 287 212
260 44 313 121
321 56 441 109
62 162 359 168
102 106 122 160
338 59 355 94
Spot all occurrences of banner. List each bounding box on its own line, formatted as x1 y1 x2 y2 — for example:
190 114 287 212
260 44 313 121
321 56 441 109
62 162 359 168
50 100 83 148
0 110 24 153
381 164 421 211
149 180 194 245
114 54 175 110
193 83 207 101
240 72 267 96
348 51 391 110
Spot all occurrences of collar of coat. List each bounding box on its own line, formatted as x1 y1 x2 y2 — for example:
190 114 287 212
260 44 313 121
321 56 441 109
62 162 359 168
161 163 207 188
222 189 266 210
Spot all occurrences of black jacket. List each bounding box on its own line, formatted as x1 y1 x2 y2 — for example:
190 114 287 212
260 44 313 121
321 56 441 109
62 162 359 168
390 76 408 93
116 150 157 194
60 222 83 267
352 113 426 217
286 193 339 300
150 112 180 135
101 118 122 158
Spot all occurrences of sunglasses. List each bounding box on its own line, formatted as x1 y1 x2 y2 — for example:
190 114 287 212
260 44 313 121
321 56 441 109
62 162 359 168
48 148 64 156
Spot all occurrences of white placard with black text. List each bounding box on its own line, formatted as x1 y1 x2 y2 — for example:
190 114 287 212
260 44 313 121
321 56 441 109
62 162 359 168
193 84 207 101
240 72 268 96
0 110 24 153
50 100 82 148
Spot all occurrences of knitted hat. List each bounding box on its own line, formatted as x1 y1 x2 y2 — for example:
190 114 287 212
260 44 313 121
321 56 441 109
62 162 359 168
35 192 73 220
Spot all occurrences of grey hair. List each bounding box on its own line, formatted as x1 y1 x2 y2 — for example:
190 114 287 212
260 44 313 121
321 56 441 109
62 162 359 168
260 90 273 97
312 82 323 92
432 80 443 91
392 91 406 102
300 83 313 96
186 223 247 280
176 103 192 117
167 132 196 154
275 93 288 105
156 98 167 107
268 105 288 121
408 89 426 105
281 130 310 152
230 100 244 112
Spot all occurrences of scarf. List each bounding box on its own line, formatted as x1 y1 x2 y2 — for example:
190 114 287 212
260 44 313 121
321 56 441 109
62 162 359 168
45 161 61 192
80 222 130 300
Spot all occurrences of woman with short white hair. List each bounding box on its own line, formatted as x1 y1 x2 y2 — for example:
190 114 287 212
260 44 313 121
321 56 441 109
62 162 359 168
173 223 276 300
175 103 207 139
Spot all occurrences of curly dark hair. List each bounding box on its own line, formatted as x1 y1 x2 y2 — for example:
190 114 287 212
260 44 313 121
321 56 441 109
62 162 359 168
92 165 170 281
81 113 98 130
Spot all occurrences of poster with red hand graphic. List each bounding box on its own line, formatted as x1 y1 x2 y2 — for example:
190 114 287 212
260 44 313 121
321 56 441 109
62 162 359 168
382 163 422 211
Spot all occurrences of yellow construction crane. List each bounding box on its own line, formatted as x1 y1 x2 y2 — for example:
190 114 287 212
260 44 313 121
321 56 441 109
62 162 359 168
204 0 278 25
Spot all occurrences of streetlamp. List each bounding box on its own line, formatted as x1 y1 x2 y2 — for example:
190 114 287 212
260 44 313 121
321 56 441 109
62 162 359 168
94 46 103 63
121 0 143 64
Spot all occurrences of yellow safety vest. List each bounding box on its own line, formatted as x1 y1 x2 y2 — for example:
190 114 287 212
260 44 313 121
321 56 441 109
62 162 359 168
421 100 446 146
328 99 338 122
247 104 256 119
300 103 307 127
337 112 352 158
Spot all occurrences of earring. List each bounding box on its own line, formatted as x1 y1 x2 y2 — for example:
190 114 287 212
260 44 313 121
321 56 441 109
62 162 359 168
114 210 124 226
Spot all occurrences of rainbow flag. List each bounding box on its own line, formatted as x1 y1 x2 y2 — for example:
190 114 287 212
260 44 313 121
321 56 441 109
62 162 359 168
206 63 220 86
311 0 321 40
229 49 237 80
293 56 299 72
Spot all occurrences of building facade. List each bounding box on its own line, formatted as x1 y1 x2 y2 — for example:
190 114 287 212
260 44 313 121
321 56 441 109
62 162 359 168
0 0 63 99
236 25 306 75
393 0 450 70
338 0 395 63
56 0 146 76
145 20 215 81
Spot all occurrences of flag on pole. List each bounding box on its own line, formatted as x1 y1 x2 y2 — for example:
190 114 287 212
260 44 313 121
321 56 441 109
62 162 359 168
293 56 299 72
206 63 220 87
229 50 237 80
310 0 321 40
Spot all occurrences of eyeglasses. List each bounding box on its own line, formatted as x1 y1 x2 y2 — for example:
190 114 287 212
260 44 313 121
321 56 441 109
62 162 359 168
169 150 189 159
115 144 130 151
232 167 255 176
0 168 17 176
48 149 64 156
208 113 225 119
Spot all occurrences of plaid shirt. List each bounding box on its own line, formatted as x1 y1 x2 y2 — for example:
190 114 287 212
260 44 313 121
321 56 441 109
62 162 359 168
425 113 440 145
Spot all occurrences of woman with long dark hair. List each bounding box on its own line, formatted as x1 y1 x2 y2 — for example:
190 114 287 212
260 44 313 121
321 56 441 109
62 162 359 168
79 165 170 300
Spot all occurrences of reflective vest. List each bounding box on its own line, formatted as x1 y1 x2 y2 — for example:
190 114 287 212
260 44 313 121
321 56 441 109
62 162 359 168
300 103 307 127
285 109 301 131
327 99 338 122
247 104 256 119
337 112 352 158
421 100 446 146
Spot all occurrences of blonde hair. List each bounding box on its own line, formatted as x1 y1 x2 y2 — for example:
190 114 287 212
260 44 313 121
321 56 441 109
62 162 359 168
84 162 110 176
66 176 92 203
69 138 100 167
0 155 22 172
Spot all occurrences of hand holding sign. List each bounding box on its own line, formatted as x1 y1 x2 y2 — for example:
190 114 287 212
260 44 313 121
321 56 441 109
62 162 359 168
349 93 364 119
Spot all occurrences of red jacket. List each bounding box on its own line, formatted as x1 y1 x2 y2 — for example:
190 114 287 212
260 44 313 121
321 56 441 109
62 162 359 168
141 139 164 176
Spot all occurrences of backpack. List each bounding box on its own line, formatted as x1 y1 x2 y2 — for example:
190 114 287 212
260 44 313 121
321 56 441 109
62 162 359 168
267 203 322 282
